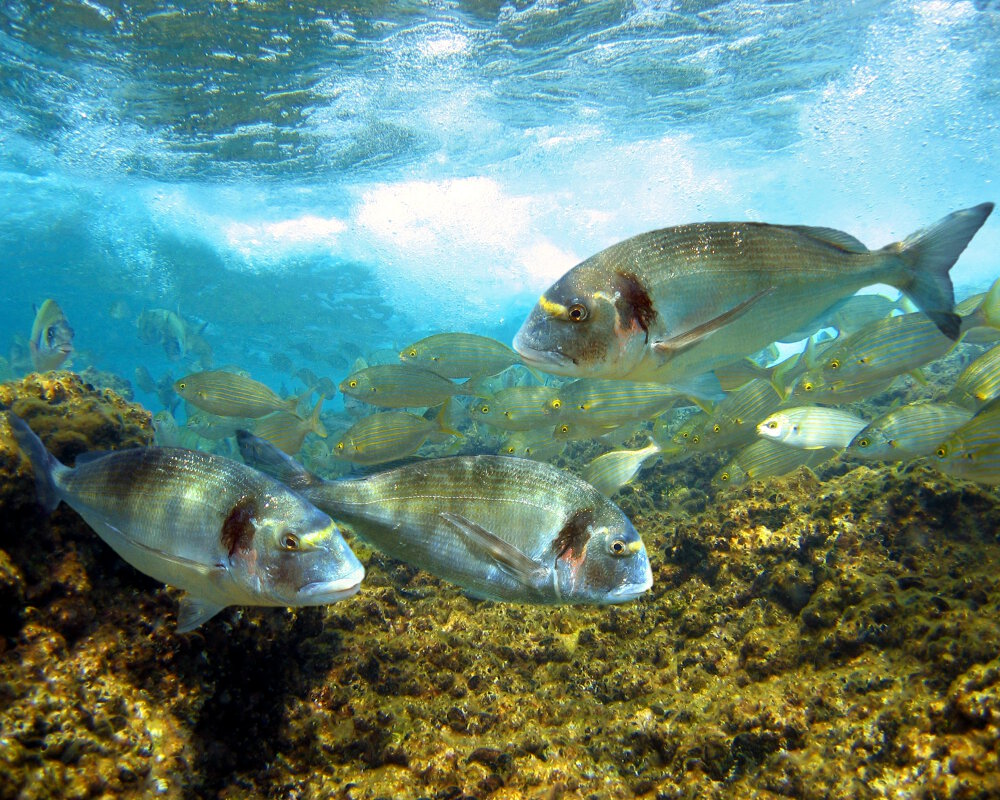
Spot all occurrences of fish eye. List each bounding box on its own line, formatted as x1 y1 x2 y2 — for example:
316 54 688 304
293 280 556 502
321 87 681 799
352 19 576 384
681 432 689 439
505 446 515 454
829 359 840 370
335 442 345 451
802 382 814 392
568 303 588 322
348 380 358 388
370 387 377 393
858 438 870 448
551 399 561 409
281 533 300 551
609 539 627 556
936 446 947 458
713 424 721 433
177 382 186 390
766 420 778 429
691 435 699 444
408 350 417 357
720 472 730 482
560 425 570 433
480 405 490 414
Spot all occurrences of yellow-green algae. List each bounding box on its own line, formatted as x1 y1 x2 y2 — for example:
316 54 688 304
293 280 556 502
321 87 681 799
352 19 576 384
0 372 999 798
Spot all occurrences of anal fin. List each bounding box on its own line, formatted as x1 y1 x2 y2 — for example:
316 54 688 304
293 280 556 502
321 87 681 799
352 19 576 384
177 594 226 633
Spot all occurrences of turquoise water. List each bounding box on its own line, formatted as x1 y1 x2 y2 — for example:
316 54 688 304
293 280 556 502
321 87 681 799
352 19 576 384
2 0 998 410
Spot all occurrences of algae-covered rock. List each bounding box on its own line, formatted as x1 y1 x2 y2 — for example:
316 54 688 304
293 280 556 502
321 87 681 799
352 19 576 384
2 368 1000 798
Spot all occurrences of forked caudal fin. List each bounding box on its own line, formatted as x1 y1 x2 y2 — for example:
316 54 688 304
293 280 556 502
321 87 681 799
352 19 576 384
889 202 994 341
6 413 67 513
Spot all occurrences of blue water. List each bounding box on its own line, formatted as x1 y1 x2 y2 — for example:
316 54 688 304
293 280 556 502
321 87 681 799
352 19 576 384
1 0 998 409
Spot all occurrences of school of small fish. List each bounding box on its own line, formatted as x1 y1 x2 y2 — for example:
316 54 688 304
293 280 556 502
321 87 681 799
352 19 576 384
6 202 1000 630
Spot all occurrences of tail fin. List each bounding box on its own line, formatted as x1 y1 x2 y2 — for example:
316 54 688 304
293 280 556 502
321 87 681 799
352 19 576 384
7 413 65 513
236 430 321 492
963 277 1000 334
308 395 327 438
888 202 994 340
434 398 463 439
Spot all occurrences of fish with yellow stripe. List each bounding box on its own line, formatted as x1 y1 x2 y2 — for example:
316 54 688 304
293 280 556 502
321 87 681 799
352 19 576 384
333 404 460 466
549 380 681 428
713 439 835 488
340 364 483 409
947 343 1000 410
515 204 993 387
252 396 328 455
934 399 1000 484
175 370 304 418
846 402 973 461
400 332 528 379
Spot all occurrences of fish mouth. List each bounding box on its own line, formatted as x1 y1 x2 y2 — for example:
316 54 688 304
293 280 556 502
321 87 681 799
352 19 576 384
606 564 653 603
512 335 576 370
298 572 364 603
606 583 651 604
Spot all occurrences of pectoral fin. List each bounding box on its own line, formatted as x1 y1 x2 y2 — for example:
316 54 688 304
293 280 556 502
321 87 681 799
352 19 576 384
652 288 776 355
177 594 226 633
439 512 545 585
236 430 321 492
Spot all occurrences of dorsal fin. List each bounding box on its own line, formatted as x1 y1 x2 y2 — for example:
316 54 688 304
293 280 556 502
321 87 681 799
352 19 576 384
788 225 869 254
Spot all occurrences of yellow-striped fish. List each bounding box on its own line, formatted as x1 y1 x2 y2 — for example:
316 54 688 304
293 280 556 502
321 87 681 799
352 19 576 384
550 380 681 427
400 333 526 379
252 396 328 455
757 407 867 450
957 278 1000 345
847 402 973 460
470 385 558 431
29 299 74 371
333 405 460 466
713 439 835 488
340 364 481 409
696 379 784 452
175 370 300 418
583 440 662 497
498 430 566 461
947 343 1000 410
935 400 1000 484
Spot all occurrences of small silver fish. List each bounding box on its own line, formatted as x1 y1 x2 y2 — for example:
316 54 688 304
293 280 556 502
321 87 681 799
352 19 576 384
947 343 1000 410
10 414 363 632
238 433 653 606
713 439 835 488
175 370 301 419
29 299 74 371
934 399 1000 484
400 333 526 379
847 402 974 460
757 407 868 450
583 440 662 497
340 364 481 409
332 405 460 466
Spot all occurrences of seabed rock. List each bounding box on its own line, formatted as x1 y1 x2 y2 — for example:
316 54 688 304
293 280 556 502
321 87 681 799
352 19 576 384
1 371 1000 798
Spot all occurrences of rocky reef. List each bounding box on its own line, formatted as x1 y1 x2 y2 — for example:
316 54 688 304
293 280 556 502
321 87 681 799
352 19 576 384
1 371 999 799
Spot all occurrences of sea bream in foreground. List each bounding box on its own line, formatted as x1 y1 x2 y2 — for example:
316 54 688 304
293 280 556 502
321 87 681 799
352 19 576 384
8 414 364 632
237 432 653 605
514 204 993 387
